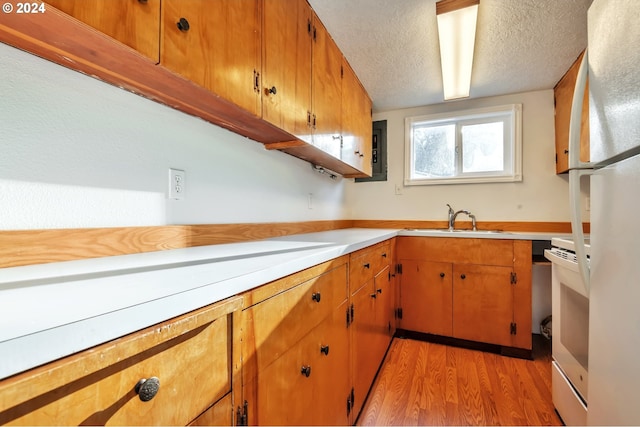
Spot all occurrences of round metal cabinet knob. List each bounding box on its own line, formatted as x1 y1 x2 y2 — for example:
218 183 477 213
460 274 466 280
135 377 160 402
312 292 321 303
268 86 277 95
177 17 190 32
440 272 445 278
320 345 330 356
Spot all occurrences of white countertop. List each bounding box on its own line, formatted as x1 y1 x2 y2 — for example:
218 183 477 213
0 228 396 380
0 227 569 380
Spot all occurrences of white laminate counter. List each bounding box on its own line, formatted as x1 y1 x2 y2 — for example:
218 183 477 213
0 228 397 380
0 227 572 380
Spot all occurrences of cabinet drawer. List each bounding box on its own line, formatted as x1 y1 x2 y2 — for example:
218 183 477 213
243 263 348 374
350 241 390 293
397 237 514 266
0 298 240 426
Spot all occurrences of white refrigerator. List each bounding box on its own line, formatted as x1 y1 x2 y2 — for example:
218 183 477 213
569 0 640 424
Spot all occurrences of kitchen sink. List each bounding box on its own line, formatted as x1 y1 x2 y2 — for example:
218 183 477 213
404 228 508 234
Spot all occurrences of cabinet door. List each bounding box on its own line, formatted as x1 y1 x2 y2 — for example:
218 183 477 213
45 0 160 62
351 279 378 418
250 302 349 426
374 265 394 351
313 302 351 426
311 14 343 157
554 50 590 174
341 59 373 176
452 264 514 346
262 0 312 141
161 0 261 116
399 260 453 336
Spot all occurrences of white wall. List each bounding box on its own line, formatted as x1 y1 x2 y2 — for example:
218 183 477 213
0 44 348 230
346 90 589 224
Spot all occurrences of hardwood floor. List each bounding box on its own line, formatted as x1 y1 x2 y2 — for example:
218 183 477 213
356 336 562 426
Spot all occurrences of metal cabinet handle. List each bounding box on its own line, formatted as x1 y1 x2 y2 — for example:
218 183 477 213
177 17 190 32
312 292 321 303
382 253 387 258
370 292 377 299
320 345 330 356
135 377 160 402
440 272 445 278
377 288 383 294
301 365 312 377
363 263 370 269
268 86 277 95
460 274 466 280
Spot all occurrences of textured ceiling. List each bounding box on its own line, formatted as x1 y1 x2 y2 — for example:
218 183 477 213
308 0 593 112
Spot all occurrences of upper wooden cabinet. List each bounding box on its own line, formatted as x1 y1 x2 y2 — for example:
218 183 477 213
45 0 161 63
310 14 343 159
342 59 373 176
262 0 313 142
12 1 372 177
161 0 262 117
554 50 590 174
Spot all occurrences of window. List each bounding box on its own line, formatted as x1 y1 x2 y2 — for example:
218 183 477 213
405 104 522 185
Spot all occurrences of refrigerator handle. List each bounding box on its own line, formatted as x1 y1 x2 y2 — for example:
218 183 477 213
569 168 592 292
568 50 593 170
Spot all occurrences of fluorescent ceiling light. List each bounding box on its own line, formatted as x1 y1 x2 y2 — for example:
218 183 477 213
436 0 479 100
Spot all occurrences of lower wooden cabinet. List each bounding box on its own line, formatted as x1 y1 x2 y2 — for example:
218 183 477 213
0 297 242 426
349 242 395 419
399 260 453 337
240 256 351 425
397 237 532 351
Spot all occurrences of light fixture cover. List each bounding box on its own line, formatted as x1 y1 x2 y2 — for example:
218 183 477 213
436 0 479 100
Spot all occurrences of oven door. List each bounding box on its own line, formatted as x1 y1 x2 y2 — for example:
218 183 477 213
548 250 589 403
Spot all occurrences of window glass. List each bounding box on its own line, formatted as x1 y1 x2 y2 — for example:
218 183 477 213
404 104 522 185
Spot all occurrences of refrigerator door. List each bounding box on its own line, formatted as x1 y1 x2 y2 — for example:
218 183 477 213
588 0 640 164
588 153 640 425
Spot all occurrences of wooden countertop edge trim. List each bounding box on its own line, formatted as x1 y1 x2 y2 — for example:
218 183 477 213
0 220 587 268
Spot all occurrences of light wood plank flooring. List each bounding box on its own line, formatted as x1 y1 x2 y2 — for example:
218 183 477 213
357 337 562 426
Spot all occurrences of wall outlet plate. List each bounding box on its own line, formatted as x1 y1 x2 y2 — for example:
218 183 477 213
169 168 185 200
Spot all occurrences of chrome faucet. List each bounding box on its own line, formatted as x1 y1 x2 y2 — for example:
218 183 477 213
446 204 477 231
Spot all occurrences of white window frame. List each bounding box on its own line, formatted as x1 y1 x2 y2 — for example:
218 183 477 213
404 104 522 185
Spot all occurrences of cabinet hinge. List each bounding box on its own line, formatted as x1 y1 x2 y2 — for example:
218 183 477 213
346 387 355 416
396 307 403 319
510 272 517 285
346 303 354 328
236 400 248 426
307 19 312 35
510 322 517 335
555 153 558 164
